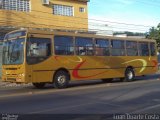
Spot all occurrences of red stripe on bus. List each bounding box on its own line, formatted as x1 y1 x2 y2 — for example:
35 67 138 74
72 60 107 79
152 60 158 67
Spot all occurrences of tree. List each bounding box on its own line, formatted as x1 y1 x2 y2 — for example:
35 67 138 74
147 24 160 44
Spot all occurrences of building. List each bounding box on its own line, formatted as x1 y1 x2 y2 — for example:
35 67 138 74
88 22 113 36
0 0 89 39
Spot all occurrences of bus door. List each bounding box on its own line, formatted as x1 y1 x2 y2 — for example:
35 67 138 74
26 34 53 83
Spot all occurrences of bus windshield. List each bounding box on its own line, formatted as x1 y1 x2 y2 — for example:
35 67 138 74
2 38 25 65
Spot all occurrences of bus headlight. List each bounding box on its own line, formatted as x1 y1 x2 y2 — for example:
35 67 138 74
18 73 25 77
17 73 25 82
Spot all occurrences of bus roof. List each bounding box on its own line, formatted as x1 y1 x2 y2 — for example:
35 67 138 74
6 28 156 42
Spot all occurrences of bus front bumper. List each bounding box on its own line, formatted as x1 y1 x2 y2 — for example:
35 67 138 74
2 73 25 83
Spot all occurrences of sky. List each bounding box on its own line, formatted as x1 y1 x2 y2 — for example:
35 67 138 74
88 0 160 33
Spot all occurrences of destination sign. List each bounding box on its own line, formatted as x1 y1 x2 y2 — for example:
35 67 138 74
5 31 26 40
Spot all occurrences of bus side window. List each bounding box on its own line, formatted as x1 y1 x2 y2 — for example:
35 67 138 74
111 40 125 56
75 37 94 56
27 37 51 64
150 42 156 56
139 42 149 56
54 36 74 55
95 39 110 56
126 41 138 56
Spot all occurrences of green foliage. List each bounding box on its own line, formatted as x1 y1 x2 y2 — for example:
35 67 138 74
147 24 160 44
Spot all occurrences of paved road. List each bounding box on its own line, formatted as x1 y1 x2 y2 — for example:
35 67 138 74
0 74 160 119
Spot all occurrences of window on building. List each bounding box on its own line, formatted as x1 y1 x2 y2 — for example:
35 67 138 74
53 4 73 16
95 39 110 56
1 0 30 12
111 40 125 56
54 36 74 55
126 41 138 56
150 42 156 56
76 37 94 56
139 42 149 56
79 7 85 13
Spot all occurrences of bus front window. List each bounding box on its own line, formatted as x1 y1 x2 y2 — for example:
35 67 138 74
3 38 25 65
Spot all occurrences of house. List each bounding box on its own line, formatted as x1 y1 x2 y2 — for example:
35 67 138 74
0 0 89 39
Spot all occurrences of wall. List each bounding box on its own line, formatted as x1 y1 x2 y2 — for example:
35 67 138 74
0 0 88 31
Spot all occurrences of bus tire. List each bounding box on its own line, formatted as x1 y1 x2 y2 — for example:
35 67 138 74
32 83 46 89
124 68 135 82
53 70 70 89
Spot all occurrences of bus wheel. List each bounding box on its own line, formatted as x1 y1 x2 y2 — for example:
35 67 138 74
124 68 135 82
54 71 69 89
32 83 46 89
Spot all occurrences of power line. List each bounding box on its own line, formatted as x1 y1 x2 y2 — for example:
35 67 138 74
0 11 153 30
0 9 152 32
0 17 149 32
29 9 152 28
0 2 157 29
0 13 149 32
25 13 150 30
0 20 148 33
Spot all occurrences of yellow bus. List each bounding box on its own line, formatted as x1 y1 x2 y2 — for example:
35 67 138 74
2 29 158 89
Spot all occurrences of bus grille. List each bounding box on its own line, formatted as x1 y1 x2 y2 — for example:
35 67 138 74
5 68 18 70
6 78 16 81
